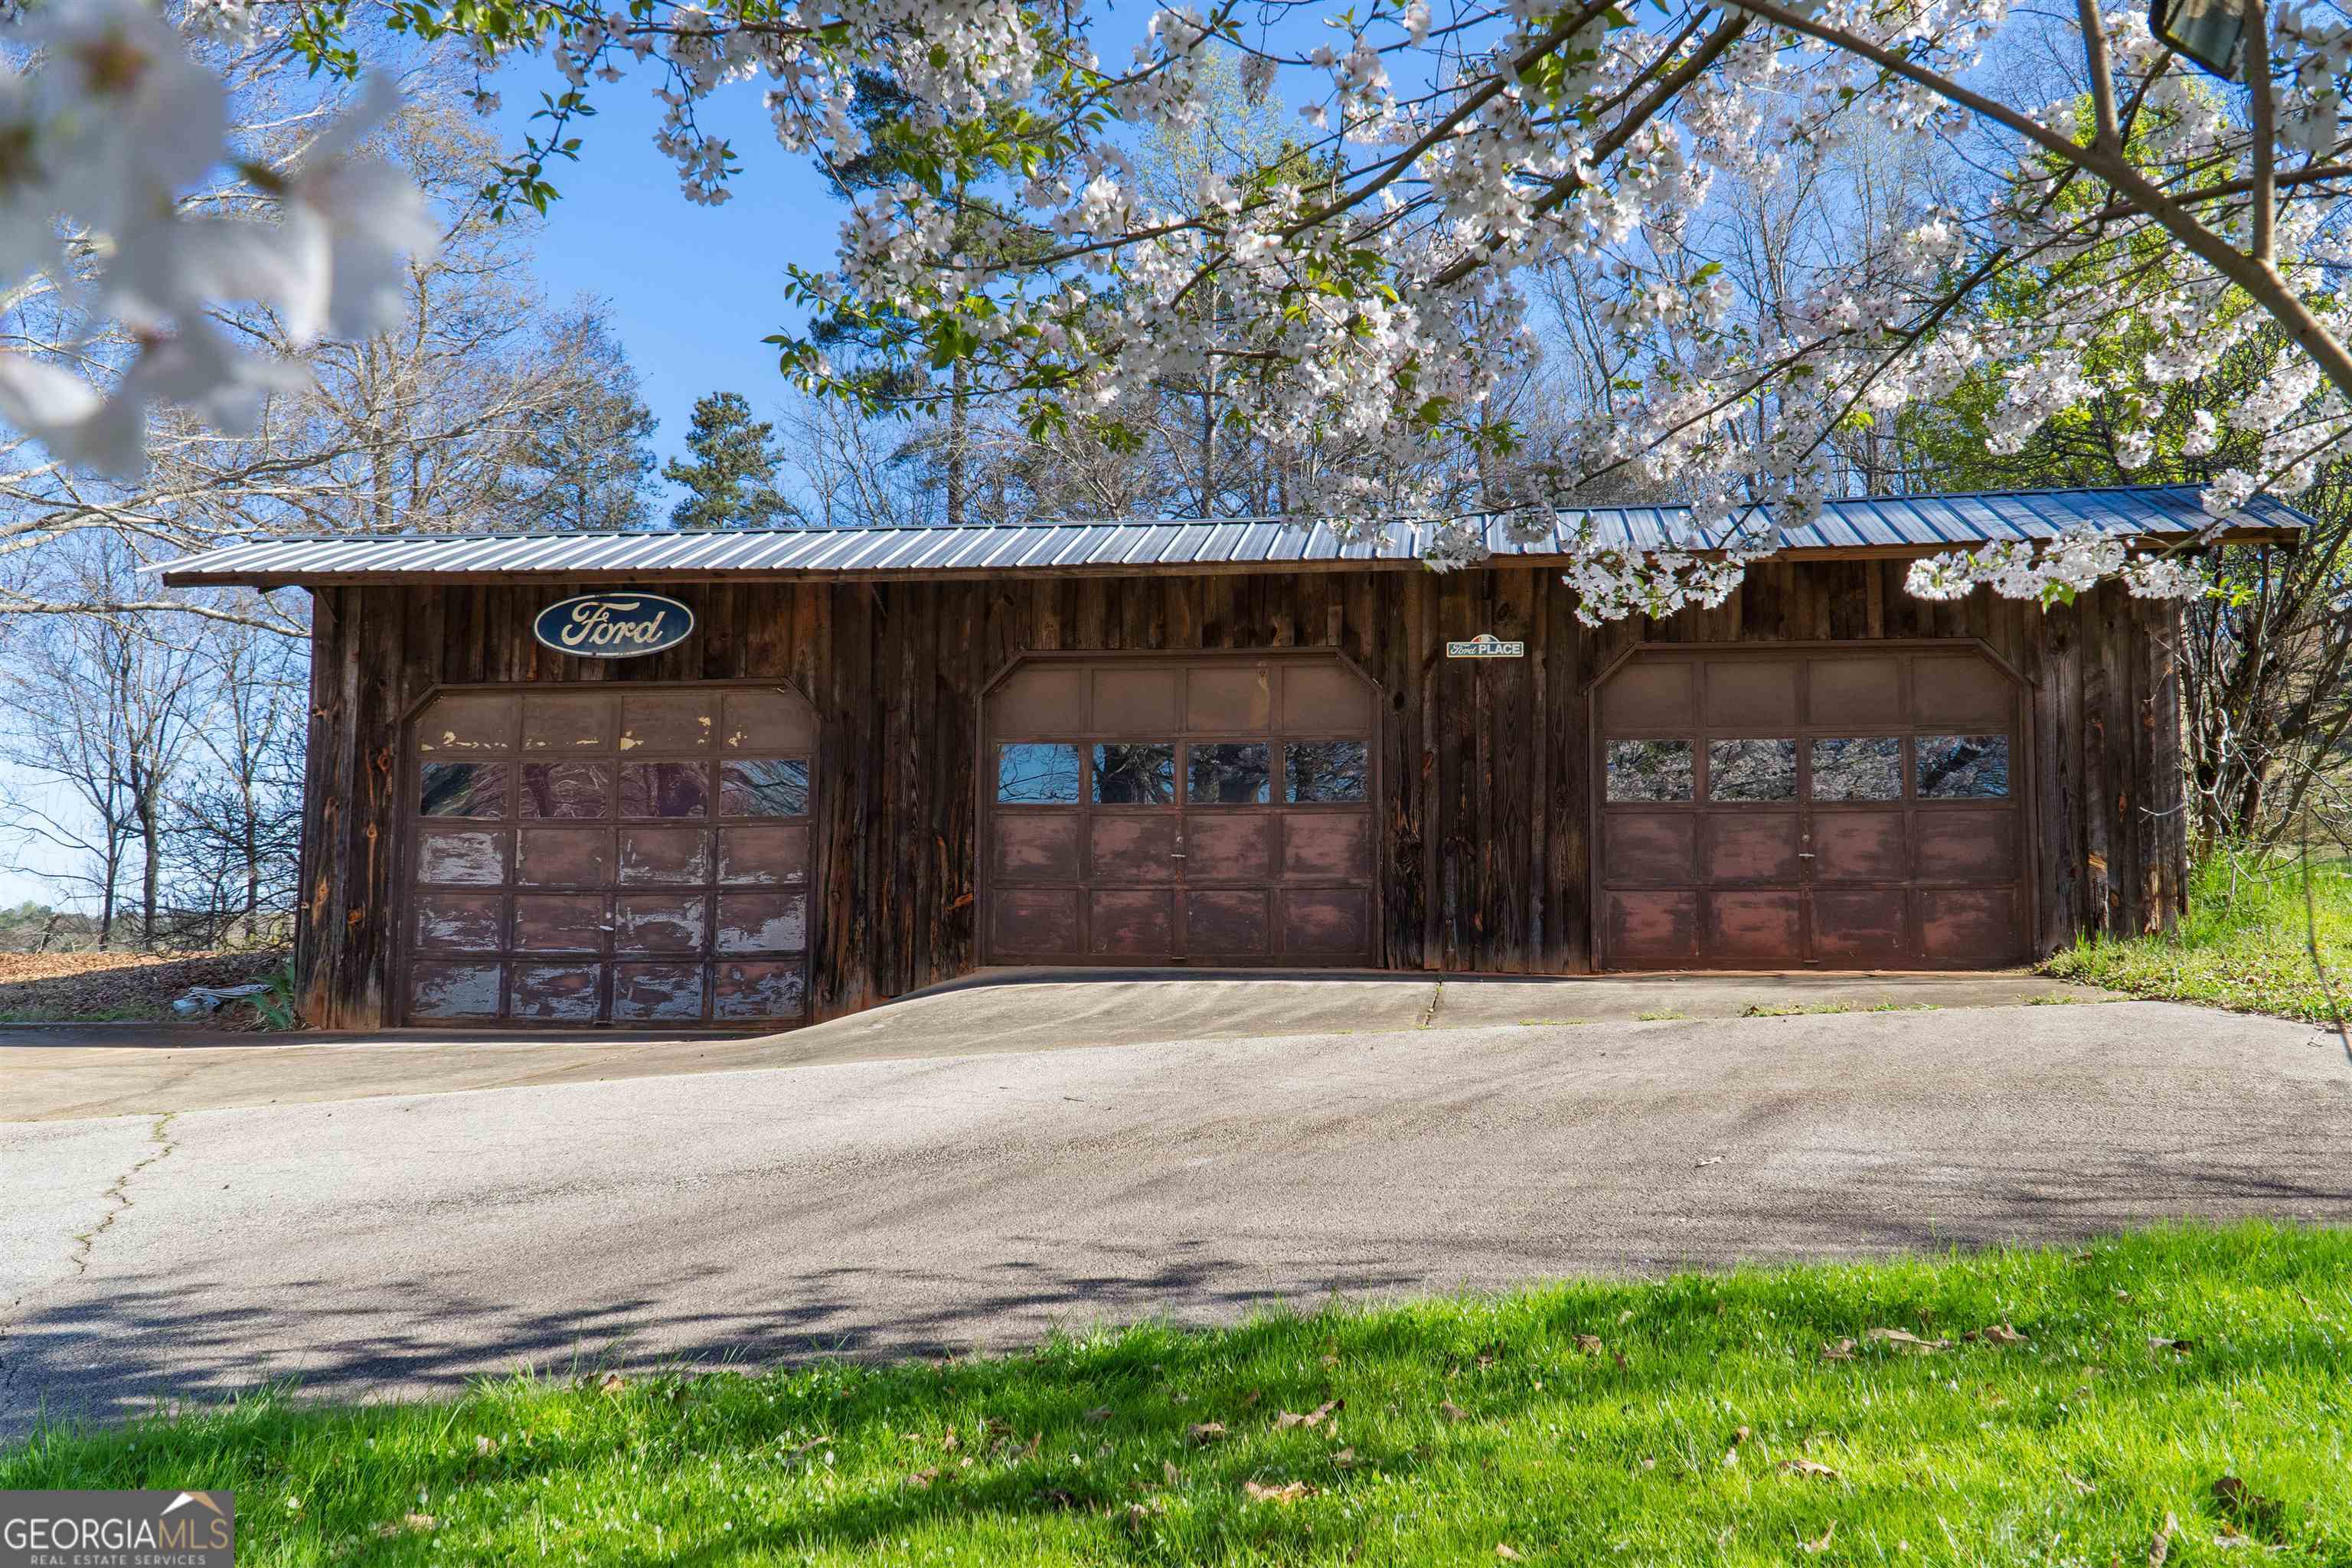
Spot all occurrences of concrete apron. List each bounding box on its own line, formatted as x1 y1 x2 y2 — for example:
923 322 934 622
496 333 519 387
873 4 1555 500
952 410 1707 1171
0 970 2104 1122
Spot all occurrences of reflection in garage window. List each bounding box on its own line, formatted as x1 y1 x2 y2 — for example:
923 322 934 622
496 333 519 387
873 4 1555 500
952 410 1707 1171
996 743 1080 803
721 758 810 817
1093 742 1176 804
420 761 508 818
1809 737 1903 801
1606 740 1694 802
619 761 710 818
1286 740 1369 802
1188 742 1270 804
1707 738 1797 801
521 761 610 819
1918 734 2010 798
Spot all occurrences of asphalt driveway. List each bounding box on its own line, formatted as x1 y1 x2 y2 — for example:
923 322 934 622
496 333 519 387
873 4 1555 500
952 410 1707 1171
4 979 2347 1434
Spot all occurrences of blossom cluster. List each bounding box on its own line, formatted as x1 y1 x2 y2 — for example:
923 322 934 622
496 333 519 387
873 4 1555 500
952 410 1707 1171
0 0 436 479
17 0 2352 617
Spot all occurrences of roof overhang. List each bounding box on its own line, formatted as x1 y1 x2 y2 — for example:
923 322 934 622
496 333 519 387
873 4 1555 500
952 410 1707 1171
154 485 2311 590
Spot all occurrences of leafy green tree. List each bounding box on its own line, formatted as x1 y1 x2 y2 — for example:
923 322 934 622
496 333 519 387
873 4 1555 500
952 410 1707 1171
663 393 799 530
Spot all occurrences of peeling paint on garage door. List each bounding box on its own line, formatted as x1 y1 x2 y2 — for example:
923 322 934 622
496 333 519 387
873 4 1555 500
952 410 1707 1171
401 684 818 1024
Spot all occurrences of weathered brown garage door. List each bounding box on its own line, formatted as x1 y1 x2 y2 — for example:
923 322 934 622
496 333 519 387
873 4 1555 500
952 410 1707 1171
985 655 1378 965
400 683 817 1025
1596 645 2025 969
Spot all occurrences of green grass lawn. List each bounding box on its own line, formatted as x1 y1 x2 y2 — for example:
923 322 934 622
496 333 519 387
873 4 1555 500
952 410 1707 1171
2043 849 2352 1024
9 1224 2352 1564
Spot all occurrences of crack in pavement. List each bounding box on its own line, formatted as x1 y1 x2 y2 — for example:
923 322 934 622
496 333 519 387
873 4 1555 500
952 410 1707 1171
1419 981 1444 1029
0 1116 175 1406
66 1112 178 1279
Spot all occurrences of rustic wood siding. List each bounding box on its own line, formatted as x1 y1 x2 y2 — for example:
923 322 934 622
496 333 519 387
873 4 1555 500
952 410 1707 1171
295 566 2186 1028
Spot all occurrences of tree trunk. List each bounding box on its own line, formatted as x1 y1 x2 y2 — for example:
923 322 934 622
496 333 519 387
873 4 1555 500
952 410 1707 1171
139 788 162 945
947 356 970 528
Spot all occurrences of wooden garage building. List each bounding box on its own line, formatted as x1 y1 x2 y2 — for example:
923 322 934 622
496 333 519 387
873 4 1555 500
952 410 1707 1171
160 484 2305 1031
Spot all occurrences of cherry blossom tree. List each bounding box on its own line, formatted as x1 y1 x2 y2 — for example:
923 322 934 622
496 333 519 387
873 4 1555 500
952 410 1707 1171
10 0 2352 619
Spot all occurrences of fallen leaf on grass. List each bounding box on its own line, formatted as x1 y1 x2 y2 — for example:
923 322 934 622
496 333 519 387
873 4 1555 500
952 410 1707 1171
1965 1324 2029 1345
1439 1400 1468 1423
1496 1545 1526 1561
2148 1510 2177 1566
2148 1336 2196 1356
1798 1521 1835 1553
1617 1309 1635 1325
1573 1334 1604 1355
595 1370 628 1394
374 1514 437 1538
1865 1327 1952 1353
2213 1475 2285 1541
1819 1338 1857 1362
1779 1459 1841 1479
1084 1406 1113 1423
1242 1390 1263 1408
1276 1399 1344 1431
1188 1423 1227 1446
1164 1459 1181 1487
2063 1472 2096 1495
2213 1526 2255 1549
1332 1447 1359 1469
906 1468 939 1488
1243 1480 1317 1504
474 1435 498 1455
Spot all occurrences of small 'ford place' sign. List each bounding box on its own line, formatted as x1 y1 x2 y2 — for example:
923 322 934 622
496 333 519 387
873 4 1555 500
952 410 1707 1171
534 592 696 658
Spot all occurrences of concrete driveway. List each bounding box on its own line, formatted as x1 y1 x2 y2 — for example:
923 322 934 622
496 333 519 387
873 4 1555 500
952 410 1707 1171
4 976 2347 1434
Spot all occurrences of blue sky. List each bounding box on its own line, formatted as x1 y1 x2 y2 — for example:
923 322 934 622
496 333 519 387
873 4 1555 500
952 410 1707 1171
489 80 850 508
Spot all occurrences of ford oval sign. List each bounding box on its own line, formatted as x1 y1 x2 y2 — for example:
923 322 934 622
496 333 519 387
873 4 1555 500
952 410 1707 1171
534 592 696 659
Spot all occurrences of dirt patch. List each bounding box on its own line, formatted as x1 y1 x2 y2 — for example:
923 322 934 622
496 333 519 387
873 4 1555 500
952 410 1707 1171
0 949 290 1024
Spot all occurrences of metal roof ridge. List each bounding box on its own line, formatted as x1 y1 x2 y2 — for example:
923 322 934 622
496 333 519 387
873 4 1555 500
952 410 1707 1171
159 482 2246 552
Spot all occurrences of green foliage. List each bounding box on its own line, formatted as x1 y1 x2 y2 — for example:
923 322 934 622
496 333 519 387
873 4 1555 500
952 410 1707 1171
2043 848 2352 1023
662 393 799 530
11 1225 2352 1563
250 956 303 1031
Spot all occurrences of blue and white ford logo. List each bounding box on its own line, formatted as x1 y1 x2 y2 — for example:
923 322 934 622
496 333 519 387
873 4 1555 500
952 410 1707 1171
533 592 695 658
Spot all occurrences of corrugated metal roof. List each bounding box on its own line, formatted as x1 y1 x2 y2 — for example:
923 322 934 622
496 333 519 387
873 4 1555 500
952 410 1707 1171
153 485 2310 586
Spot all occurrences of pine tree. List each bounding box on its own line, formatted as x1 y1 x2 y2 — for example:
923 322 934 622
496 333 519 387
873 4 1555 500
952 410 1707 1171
491 308 660 531
663 392 800 529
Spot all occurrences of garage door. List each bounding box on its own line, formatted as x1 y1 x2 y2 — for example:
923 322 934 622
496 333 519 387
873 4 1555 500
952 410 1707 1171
984 655 1378 965
400 684 817 1025
1596 646 2025 969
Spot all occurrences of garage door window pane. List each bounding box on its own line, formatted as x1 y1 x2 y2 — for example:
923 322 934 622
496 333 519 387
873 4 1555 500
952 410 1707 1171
1188 742 1270 804
721 758 809 817
1093 743 1176 805
1286 740 1368 802
521 762 609 819
1606 740 1694 802
997 743 1080 804
420 762 508 818
620 762 709 818
1918 734 2010 799
1707 738 1797 802
1809 737 1902 802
